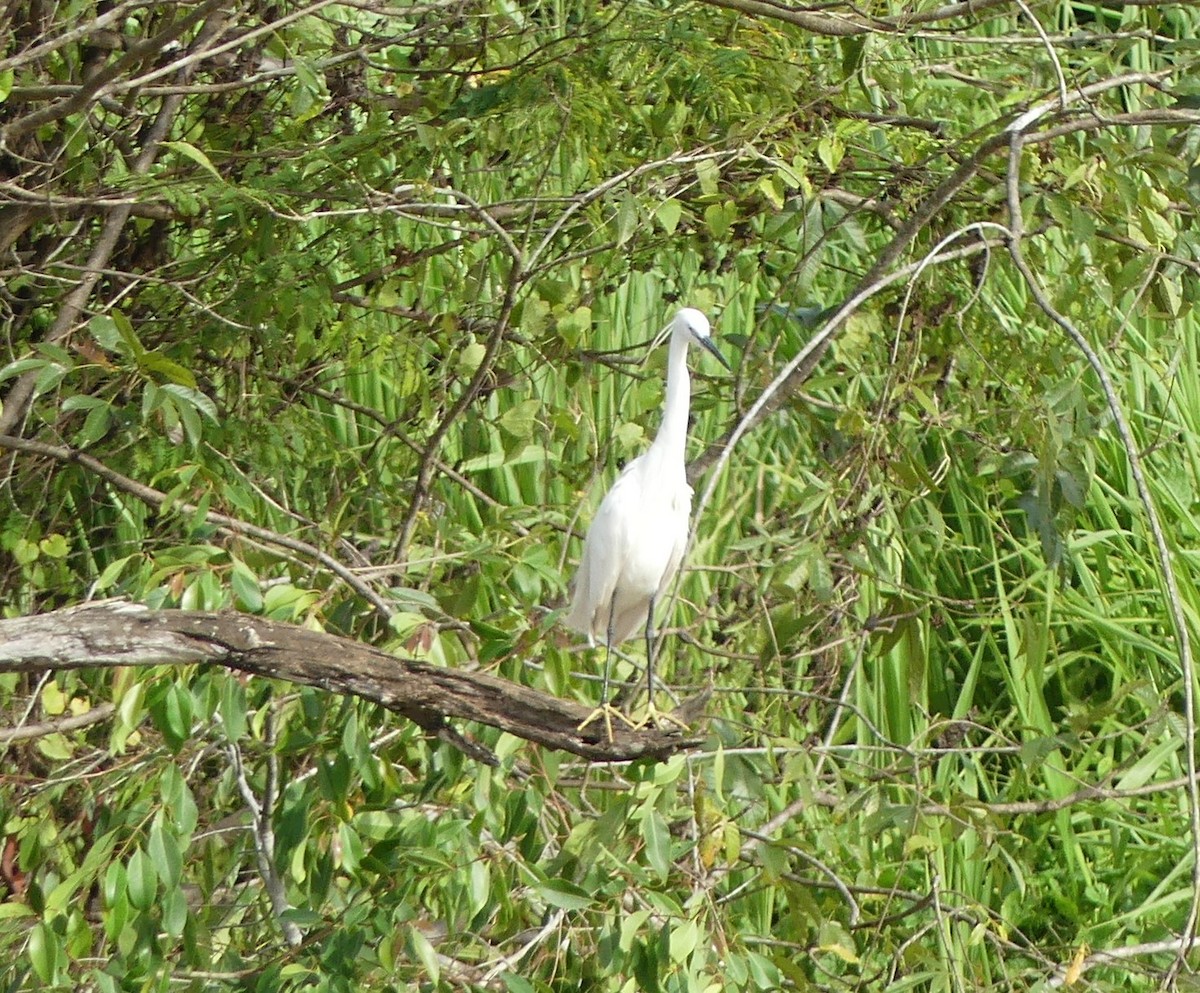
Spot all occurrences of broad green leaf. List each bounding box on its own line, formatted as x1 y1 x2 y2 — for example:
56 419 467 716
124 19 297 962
655 198 683 235
38 533 69 558
642 810 671 879
535 878 594 911
126 848 158 911
142 354 199 389
703 200 736 240
457 340 487 377
61 394 107 412
149 816 183 889
230 558 264 611
160 140 224 182
408 926 440 984
498 398 541 441
615 193 639 247
695 158 720 196
220 676 248 742
13 537 39 565
89 315 124 352
29 921 61 982
76 402 112 446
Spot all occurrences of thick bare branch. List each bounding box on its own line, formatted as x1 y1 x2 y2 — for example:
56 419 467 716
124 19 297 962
0 602 702 762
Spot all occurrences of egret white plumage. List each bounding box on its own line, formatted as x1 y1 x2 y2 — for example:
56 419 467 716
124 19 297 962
565 307 731 737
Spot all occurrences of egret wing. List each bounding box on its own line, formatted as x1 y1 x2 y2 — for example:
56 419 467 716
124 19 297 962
564 459 644 642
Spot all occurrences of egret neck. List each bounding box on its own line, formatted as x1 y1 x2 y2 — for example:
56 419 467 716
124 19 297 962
646 323 694 475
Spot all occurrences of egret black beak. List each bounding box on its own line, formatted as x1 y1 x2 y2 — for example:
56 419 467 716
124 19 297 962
697 334 732 371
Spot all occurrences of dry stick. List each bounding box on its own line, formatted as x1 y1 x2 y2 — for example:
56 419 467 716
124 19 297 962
0 602 697 762
226 713 302 947
0 434 395 618
0 702 116 744
1002 131 1200 980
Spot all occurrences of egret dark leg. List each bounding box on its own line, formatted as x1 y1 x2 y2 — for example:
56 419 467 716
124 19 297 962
635 594 690 732
603 595 617 706
578 595 636 740
644 594 657 704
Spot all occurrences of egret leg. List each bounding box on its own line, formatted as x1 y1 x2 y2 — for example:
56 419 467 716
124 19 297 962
645 594 657 702
577 595 637 741
635 594 690 732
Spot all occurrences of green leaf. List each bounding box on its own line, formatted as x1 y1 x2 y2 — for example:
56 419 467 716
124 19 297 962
498 398 541 441
0 357 50 382
13 537 39 565
41 681 67 716
95 554 135 591
535 877 595 911
655 198 683 235
103 860 127 910
153 682 193 751
703 200 736 239
61 394 107 412
160 140 225 182
29 921 60 982
37 733 73 761
501 974 536 993
162 886 188 938
89 315 124 352
0 68 13 103
77 402 113 446
230 558 264 611
457 340 487 378
556 305 592 348
615 193 639 247
695 158 720 196
149 815 183 889
127 848 158 911
757 174 786 210
38 533 69 558
840 36 867 75
141 353 199 389
408 926 440 984
642 810 671 879
817 134 844 173
110 310 144 358
220 677 248 742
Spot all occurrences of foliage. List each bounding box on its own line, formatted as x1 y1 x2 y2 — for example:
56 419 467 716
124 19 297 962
3 0 1200 989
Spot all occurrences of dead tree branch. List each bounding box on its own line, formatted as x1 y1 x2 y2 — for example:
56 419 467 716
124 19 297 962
0 602 702 762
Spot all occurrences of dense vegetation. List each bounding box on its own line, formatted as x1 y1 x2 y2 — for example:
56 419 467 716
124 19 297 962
3 1 1200 989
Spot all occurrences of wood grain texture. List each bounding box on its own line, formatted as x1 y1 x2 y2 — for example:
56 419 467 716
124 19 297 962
0 602 703 762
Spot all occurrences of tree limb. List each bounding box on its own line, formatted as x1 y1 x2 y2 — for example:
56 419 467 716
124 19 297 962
0 602 702 762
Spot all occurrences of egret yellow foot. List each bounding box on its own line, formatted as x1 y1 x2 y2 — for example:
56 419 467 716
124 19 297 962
578 702 638 741
633 700 691 732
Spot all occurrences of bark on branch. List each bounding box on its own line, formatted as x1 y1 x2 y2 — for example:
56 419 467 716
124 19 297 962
0 602 702 762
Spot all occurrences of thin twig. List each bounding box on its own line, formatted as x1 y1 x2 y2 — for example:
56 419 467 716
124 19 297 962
0 702 115 744
226 731 303 947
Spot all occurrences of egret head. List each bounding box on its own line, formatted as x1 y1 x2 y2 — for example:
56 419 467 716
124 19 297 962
673 307 732 371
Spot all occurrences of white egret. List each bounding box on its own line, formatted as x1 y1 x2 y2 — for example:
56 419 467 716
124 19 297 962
565 307 731 737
